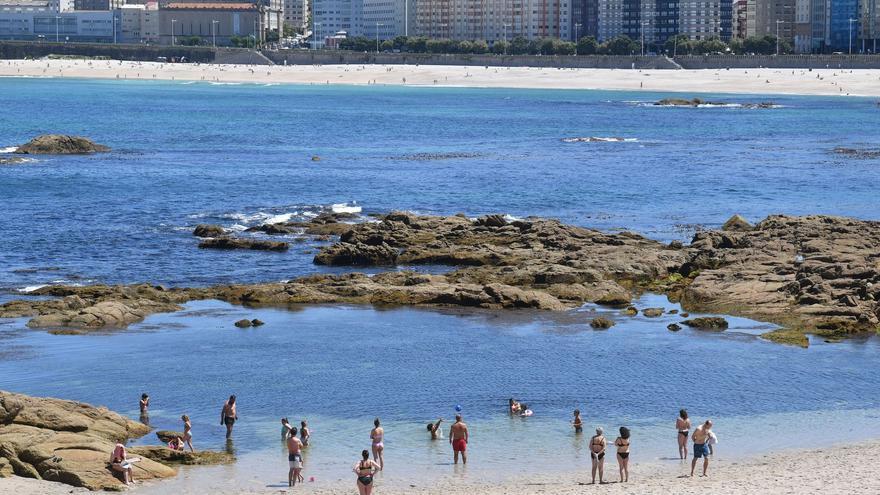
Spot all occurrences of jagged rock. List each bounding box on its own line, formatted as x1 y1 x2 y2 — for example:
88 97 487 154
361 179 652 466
475 214 508 227
198 237 289 251
14 135 110 154
0 391 175 490
590 317 615 329
250 319 264 326
667 323 682 332
27 300 182 329
155 431 183 443
234 319 252 328
681 317 729 331
314 242 398 265
595 292 631 306
128 446 233 466
642 308 664 317
722 214 753 232
193 224 226 237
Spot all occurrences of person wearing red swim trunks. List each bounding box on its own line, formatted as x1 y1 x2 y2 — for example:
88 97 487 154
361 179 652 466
449 414 469 465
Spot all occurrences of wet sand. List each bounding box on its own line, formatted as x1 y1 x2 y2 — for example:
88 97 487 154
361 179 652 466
3 439 878 494
2 59 880 96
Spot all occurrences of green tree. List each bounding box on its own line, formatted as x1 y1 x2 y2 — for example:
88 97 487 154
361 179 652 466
471 40 489 53
576 36 599 55
179 35 202 46
664 34 692 55
380 39 393 51
458 40 472 53
392 35 409 51
509 35 529 55
728 38 744 54
491 40 510 54
339 36 373 52
693 37 727 54
555 40 576 55
601 35 640 55
426 39 447 53
265 30 280 43
407 36 428 53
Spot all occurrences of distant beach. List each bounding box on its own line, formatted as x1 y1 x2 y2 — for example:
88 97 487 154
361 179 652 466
2 59 880 96
4 439 880 494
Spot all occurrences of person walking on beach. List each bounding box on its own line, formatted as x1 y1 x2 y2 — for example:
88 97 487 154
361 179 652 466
354 449 381 495
300 420 311 447
449 414 469 465
572 409 583 434
287 426 304 486
370 418 385 470
181 415 194 452
221 395 238 439
690 420 713 477
427 418 443 440
589 427 606 484
676 409 691 459
614 427 630 483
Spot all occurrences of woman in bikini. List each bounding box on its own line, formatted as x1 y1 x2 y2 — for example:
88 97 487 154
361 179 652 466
354 449 381 495
181 414 194 452
109 442 134 485
614 426 631 483
370 418 384 470
589 427 606 484
676 409 691 459
300 420 311 447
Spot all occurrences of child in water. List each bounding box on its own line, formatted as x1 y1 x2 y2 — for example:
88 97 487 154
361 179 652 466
520 404 533 417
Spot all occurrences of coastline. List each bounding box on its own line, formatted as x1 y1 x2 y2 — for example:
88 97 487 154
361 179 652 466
2 59 880 96
4 438 879 494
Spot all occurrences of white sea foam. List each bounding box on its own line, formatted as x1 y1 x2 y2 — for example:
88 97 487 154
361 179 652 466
331 203 362 214
17 284 47 293
265 213 293 224
229 224 247 232
562 137 638 143
503 214 525 222
0 146 17 153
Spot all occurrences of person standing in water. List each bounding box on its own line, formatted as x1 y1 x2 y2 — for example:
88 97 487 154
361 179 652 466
614 427 630 483
676 409 691 459
449 414 469 465
589 427 606 484
287 426 304 486
572 409 583 434
427 418 443 440
221 395 238 439
181 414 194 452
354 449 381 495
690 420 713 477
281 418 293 440
139 393 150 414
300 420 311 447
370 418 385 470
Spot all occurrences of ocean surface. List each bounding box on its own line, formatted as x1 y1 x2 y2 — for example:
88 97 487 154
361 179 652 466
2 78 880 489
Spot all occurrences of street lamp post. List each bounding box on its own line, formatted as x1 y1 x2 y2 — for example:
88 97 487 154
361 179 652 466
848 18 857 54
55 15 60 43
574 23 581 55
314 22 321 50
212 19 219 47
171 19 177 46
775 19 784 55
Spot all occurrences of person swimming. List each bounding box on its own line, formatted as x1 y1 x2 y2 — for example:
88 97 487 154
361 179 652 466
572 409 583 434
508 398 521 414
354 449 380 495
614 427 631 483
676 409 691 459
426 418 443 440
589 427 606 484
370 418 384 470
519 404 533 417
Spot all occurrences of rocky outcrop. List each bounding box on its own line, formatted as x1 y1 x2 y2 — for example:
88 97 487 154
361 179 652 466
590 317 615 329
128 447 233 466
26 299 182 329
193 224 226 238
667 323 682 332
642 308 664 317
0 391 175 490
198 237 289 251
14 135 109 155
833 147 880 159
721 214 753 232
681 317 729 331
3 213 880 345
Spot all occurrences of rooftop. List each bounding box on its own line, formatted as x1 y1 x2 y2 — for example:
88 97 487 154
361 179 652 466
163 2 256 9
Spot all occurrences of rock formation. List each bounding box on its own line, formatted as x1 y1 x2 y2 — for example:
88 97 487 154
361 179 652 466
198 237 289 251
14 135 110 154
2 213 879 346
0 391 175 490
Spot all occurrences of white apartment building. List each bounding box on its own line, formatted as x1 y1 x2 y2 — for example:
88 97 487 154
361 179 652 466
362 0 413 39
283 0 307 31
0 9 112 40
414 0 569 42
312 0 359 45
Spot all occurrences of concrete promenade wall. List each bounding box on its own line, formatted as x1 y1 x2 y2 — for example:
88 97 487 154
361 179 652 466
675 54 880 69
0 41 217 63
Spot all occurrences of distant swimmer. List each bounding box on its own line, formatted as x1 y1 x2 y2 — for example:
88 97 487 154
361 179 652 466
427 418 443 440
690 420 713 477
300 420 311 447
589 427 607 484
370 418 385 470
676 409 691 459
221 395 238 439
449 414 469 465
572 409 583 434
182 414 194 452
354 449 381 495
508 398 521 414
287 426 304 486
519 404 533 417
614 427 631 483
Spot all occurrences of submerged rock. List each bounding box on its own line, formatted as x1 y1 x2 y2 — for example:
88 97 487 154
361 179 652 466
193 224 226 238
234 319 252 328
590 317 615 329
832 147 880 159
667 323 682 332
680 317 729 331
198 237 289 251
0 391 175 490
251 319 264 326
642 307 664 317
15 134 110 154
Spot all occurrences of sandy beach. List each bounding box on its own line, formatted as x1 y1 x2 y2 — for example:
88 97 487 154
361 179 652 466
3 58 880 96
3 439 878 494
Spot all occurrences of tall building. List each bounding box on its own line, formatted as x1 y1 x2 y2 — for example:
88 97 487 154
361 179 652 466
283 0 306 31
74 0 124 10
312 0 358 44
732 0 747 38
362 0 411 39
828 0 857 50
414 0 569 42
860 0 878 52
571 0 598 40
748 0 795 44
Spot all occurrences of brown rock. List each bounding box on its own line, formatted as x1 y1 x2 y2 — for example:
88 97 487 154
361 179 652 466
234 319 252 328
722 214 753 232
198 237 289 251
590 317 615 329
642 307 664 317
193 224 226 237
667 323 682 331
128 446 234 466
15 135 110 154
681 317 729 331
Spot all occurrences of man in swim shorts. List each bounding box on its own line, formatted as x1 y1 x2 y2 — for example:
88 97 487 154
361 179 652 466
449 414 469 465
690 420 713 477
287 426 304 487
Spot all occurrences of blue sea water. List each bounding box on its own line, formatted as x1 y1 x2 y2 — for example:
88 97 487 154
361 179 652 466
2 78 880 489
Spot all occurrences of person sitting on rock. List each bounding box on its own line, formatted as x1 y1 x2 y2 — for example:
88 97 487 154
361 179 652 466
110 442 134 485
168 436 184 451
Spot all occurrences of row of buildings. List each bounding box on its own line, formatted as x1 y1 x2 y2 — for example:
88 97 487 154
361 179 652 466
0 0 878 52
